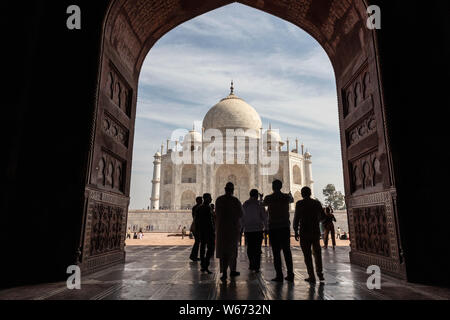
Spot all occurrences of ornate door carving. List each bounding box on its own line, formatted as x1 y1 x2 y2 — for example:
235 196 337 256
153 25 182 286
338 51 406 278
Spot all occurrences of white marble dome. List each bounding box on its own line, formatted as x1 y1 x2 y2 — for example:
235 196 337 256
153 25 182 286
203 84 262 133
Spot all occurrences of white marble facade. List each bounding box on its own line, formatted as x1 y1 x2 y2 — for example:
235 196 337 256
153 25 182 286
150 83 314 211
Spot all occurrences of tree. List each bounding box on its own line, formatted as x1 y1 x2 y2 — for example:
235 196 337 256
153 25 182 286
322 184 346 210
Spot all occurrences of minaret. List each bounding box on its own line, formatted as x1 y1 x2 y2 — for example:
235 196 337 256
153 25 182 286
304 150 314 196
286 138 290 152
295 138 299 154
150 152 162 210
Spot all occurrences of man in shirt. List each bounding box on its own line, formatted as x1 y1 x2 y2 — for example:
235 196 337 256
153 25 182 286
293 187 326 283
189 196 203 262
242 189 268 273
263 180 294 282
215 182 244 281
196 194 215 274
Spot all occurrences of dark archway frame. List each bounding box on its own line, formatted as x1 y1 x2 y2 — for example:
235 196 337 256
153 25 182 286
80 0 405 279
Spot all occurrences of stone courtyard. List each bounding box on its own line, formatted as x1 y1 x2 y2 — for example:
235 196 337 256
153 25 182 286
1 246 449 300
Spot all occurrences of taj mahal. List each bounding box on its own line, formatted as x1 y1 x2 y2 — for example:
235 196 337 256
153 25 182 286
149 82 314 211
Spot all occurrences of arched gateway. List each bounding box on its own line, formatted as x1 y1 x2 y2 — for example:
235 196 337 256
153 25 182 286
77 0 405 280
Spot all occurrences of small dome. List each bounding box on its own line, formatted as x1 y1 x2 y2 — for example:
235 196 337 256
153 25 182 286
183 130 202 151
154 152 161 157
203 82 262 134
263 128 284 145
304 151 312 159
183 130 202 144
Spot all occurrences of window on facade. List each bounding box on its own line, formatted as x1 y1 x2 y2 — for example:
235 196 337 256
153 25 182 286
293 165 302 185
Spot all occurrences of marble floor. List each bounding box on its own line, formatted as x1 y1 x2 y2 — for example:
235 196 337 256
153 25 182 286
1 246 449 300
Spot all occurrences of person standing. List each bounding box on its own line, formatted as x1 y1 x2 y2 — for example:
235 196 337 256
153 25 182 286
336 226 341 240
196 194 215 274
263 180 295 282
322 207 337 249
126 228 131 239
293 187 326 283
242 189 268 273
215 182 244 281
189 197 203 262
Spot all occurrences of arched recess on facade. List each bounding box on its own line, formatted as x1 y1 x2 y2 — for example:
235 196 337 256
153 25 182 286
181 164 196 183
293 165 302 185
215 165 250 202
163 166 172 185
180 190 196 210
162 191 171 210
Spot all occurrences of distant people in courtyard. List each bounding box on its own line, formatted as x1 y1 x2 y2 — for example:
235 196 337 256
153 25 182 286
341 232 348 240
133 232 138 239
336 227 341 240
182 226 187 239
215 182 244 281
293 186 326 283
127 228 131 239
190 196 203 262
322 207 337 250
242 189 268 273
138 230 144 240
196 193 215 274
263 180 295 282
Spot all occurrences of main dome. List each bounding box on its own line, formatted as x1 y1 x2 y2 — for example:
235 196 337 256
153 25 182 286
202 83 262 132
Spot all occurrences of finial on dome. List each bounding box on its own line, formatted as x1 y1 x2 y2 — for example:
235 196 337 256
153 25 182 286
230 80 234 95
269 123 272 130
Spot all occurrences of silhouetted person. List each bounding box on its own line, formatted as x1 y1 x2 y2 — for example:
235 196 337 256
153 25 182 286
293 187 326 283
127 228 131 239
196 193 215 274
322 207 337 249
263 180 294 282
189 196 203 262
242 189 268 273
215 182 244 281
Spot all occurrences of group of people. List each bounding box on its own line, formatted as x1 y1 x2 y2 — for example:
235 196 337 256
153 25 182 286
189 179 335 283
127 229 144 240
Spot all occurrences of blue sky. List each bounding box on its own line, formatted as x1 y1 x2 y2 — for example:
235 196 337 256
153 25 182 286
130 3 344 209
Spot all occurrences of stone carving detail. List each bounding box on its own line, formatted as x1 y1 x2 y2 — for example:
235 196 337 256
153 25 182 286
96 151 125 193
347 113 377 146
352 206 390 257
89 202 125 256
103 113 129 147
106 63 132 116
350 151 382 193
343 67 371 117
